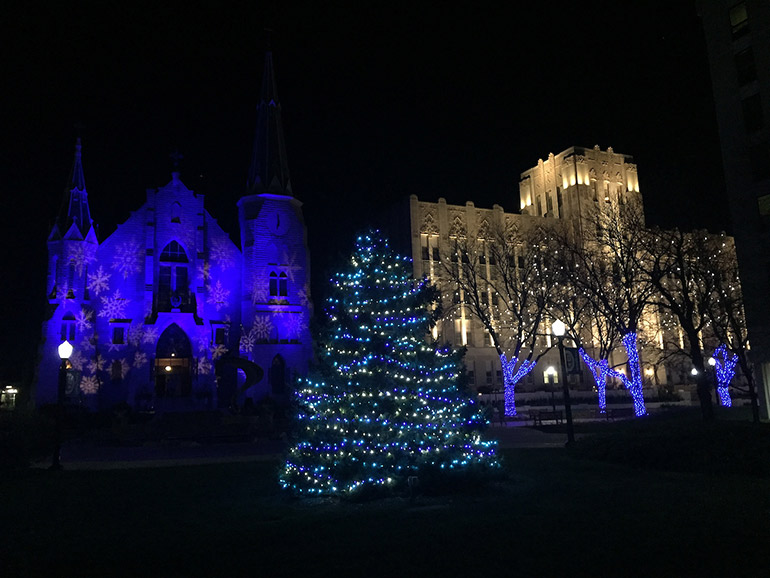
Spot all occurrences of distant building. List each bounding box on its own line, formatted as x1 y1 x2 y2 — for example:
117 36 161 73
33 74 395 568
36 52 313 411
698 0 770 417
396 146 738 397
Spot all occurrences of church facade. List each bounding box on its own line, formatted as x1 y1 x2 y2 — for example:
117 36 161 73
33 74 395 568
36 52 313 411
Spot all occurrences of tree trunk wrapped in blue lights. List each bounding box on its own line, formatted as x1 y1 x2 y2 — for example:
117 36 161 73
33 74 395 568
280 231 500 497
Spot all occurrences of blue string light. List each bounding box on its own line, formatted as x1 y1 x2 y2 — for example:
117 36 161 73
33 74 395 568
578 333 647 417
501 354 536 417
712 344 737 408
279 231 500 496
578 349 609 413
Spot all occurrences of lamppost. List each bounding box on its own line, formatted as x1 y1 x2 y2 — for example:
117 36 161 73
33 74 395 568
551 320 575 445
50 340 73 470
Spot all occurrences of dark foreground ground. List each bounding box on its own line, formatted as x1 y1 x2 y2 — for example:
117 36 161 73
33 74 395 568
1 408 769 577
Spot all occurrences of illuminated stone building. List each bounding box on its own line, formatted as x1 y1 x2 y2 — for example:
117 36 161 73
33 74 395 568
36 52 313 410
398 146 732 395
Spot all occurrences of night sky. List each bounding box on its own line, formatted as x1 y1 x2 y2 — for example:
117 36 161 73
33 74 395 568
1 0 727 382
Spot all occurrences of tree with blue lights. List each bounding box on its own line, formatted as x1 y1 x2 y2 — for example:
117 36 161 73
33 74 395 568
280 231 499 497
441 223 558 417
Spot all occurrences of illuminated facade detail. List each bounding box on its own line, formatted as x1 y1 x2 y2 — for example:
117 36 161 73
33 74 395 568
36 51 312 410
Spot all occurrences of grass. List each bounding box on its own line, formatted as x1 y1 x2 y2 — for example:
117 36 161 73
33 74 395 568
2 443 769 577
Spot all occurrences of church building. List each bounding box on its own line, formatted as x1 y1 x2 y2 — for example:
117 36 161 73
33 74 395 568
36 52 313 411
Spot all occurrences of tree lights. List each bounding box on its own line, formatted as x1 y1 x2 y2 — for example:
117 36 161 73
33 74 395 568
280 231 500 497
711 344 738 407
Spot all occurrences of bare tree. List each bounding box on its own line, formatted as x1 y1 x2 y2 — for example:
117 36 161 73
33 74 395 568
700 234 759 422
640 228 717 421
441 219 558 416
560 202 655 417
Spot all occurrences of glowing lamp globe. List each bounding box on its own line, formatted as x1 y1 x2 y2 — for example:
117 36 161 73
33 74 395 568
708 357 716 367
552 319 566 337
58 340 73 361
691 368 699 376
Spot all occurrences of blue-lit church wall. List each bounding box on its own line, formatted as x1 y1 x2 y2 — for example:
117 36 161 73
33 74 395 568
37 169 312 411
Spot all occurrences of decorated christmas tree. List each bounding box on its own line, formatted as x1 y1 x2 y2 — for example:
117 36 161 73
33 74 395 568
280 231 500 496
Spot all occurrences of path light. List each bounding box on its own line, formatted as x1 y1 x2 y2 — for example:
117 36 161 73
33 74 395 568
551 319 575 445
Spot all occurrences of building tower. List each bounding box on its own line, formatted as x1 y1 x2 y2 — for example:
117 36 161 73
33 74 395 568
38 138 98 403
238 50 313 399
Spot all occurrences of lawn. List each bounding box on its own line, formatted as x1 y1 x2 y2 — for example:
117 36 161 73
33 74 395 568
2 443 769 577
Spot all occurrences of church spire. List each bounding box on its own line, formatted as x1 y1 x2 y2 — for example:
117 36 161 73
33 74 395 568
53 138 94 240
247 50 292 196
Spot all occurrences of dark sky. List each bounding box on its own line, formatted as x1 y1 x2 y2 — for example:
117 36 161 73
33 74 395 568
1 0 727 382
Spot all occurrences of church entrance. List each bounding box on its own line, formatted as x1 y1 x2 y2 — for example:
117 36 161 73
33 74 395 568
154 323 192 398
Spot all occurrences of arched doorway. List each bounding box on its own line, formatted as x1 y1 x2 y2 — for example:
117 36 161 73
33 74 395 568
155 323 192 398
269 355 286 395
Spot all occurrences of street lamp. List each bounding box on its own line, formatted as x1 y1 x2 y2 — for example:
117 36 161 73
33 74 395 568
551 319 575 445
50 340 73 470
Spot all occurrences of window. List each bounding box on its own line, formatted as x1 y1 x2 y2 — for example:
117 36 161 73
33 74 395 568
421 236 429 260
158 241 190 312
269 271 278 297
432 246 440 260
279 272 288 297
546 193 553 213
215 327 226 345
496 370 503 385
61 313 76 342
160 241 188 262
742 93 764 132
112 326 125 345
735 48 757 85
730 3 749 39
536 197 542 216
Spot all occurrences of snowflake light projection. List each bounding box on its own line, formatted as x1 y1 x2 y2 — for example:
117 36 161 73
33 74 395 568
133 351 148 369
80 375 100 395
712 344 738 407
252 315 273 341
98 289 129 319
75 307 94 332
117 358 131 380
250 274 269 305
56 283 74 305
198 356 212 375
69 351 86 372
210 238 235 271
111 239 143 279
501 353 537 416
67 244 97 276
283 312 306 341
210 344 228 360
87 266 111 296
206 280 230 311
239 326 256 354
196 261 211 286
86 355 105 375
281 251 302 283
297 286 311 308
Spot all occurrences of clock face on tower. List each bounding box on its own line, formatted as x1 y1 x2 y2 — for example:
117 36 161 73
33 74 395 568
268 211 289 236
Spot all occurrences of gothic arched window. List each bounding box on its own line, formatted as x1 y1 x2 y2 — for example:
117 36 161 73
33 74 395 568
158 241 190 312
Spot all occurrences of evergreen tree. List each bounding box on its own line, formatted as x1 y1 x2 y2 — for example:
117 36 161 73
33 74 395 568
280 231 500 497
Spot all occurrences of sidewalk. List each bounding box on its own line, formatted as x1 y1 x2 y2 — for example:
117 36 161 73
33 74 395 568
30 424 568 470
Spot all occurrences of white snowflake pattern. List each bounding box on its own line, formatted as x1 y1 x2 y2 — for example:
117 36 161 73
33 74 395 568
210 344 228 360
87 266 111 296
111 239 143 279
252 315 273 341
56 283 74 305
284 312 307 340
297 285 312 308
250 275 269 305
196 261 211 286
281 251 302 283
198 356 212 375
206 280 230 311
68 244 97 277
196 334 210 353
86 355 105 375
127 324 144 347
210 237 234 271
133 351 148 369
142 326 159 344
98 289 129 320
69 351 86 372
78 337 94 352
107 341 125 352
75 307 94 332
80 375 100 395
239 327 256 354
117 358 130 379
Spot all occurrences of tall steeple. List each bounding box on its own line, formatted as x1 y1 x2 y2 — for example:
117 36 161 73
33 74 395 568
52 138 94 240
247 50 292 196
